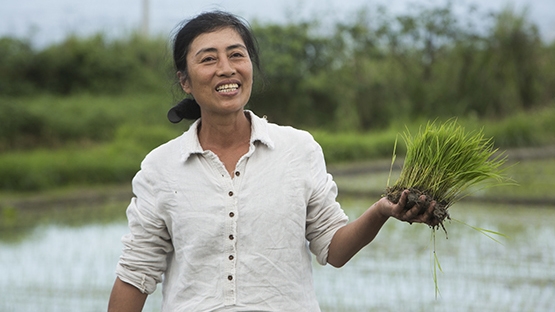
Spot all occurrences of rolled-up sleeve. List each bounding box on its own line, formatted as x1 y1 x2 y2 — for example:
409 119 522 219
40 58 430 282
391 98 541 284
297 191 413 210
305 142 349 266
115 169 173 294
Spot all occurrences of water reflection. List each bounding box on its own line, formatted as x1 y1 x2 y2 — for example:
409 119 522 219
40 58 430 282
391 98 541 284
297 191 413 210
0 222 164 312
0 202 554 312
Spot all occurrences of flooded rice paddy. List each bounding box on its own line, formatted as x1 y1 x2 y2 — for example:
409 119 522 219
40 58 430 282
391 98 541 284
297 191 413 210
1 199 553 311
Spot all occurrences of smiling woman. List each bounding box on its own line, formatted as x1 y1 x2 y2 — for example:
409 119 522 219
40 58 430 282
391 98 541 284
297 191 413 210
107 10 438 312
167 11 261 124
179 28 253 122
169 13 258 178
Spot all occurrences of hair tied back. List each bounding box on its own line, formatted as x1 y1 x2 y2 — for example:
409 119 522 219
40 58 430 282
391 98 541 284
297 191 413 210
167 98 201 123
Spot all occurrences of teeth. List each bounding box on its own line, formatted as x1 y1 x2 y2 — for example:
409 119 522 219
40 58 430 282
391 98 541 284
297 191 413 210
216 83 239 92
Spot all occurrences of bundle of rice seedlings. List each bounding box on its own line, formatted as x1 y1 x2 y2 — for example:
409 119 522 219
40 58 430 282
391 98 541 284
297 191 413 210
386 119 510 233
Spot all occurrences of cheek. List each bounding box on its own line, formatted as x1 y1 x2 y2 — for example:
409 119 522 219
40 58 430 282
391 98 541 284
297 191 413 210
183 70 210 94
240 63 254 84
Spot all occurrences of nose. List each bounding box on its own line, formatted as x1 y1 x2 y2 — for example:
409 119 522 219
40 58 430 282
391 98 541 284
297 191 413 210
217 57 235 77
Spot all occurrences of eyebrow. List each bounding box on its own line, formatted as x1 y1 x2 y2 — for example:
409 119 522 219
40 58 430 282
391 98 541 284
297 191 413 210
194 44 248 57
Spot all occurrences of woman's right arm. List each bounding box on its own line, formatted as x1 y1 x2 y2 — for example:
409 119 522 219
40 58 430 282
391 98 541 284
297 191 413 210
111 168 172 309
107 277 148 312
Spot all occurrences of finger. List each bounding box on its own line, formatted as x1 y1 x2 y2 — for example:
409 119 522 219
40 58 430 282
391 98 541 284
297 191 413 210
424 200 439 226
398 190 409 210
416 195 430 215
404 204 423 224
406 198 436 225
426 199 436 215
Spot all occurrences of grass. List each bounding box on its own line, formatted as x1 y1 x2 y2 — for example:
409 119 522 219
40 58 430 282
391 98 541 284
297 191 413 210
312 129 401 163
0 123 181 191
0 94 554 192
386 119 512 225
485 158 555 198
332 157 555 204
0 92 184 151
383 119 516 298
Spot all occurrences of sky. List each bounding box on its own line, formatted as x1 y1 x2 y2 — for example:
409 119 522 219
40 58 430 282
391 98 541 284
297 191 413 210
1 0 554 47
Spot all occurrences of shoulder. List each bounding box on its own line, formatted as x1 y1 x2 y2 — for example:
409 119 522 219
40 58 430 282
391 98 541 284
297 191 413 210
140 119 201 170
248 111 320 153
140 134 185 171
267 122 321 152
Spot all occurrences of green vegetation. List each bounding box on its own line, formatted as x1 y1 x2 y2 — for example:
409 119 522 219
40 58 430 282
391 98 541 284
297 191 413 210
0 108 553 192
1 4 554 130
0 3 554 192
384 120 515 297
0 34 172 96
486 158 555 199
0 93 182 151
0 121 180 191
386 120 510 226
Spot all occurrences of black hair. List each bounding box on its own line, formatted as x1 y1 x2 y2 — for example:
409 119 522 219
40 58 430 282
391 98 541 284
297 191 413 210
167 11 261 123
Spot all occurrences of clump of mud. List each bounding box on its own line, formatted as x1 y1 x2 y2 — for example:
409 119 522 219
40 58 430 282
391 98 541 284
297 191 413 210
385 186 450 233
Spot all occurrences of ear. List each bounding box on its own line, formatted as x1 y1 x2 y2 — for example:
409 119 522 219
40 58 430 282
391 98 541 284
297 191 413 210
177 71 192 94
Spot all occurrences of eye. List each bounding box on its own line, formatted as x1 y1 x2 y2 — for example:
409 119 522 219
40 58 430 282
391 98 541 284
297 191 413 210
230 51 246 58
201 56 216 63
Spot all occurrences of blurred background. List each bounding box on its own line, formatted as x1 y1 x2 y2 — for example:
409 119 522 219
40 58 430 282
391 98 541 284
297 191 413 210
0 0 554 311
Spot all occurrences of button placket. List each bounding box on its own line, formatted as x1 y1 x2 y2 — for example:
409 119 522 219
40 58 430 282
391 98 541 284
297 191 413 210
224 181 237 305
224 159 247 305
205 150 239 305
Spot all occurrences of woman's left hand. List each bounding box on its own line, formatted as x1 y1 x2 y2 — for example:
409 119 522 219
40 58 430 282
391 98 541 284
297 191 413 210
380 189 439 227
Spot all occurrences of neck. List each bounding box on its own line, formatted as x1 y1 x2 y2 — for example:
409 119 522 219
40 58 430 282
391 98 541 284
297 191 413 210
198 110 251 149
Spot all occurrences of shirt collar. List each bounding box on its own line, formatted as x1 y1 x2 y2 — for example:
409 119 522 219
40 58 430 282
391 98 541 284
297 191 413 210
180 110 275 162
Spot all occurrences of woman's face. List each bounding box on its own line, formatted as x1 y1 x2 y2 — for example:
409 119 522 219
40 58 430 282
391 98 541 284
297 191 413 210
180 27 253 118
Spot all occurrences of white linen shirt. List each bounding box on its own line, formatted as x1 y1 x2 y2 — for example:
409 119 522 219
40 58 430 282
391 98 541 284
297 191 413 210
116 111 349 312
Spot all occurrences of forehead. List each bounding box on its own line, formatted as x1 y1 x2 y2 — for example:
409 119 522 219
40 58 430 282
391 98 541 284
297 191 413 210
189 27 246 55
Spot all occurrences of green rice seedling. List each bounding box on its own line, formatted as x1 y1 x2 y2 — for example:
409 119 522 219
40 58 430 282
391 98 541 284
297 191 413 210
386 119 510 233
386 119 512 298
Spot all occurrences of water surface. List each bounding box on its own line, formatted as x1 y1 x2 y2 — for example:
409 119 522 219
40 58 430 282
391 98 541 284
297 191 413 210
0 202 553 311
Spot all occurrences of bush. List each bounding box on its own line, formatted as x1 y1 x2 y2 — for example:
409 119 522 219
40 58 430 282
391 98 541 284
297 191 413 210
0 37 37 95
0 147 130 191
1 5 553 131
0 98 46 150
312 129 402 163
0 93 179 152
0 107 554 192
0 123 179 191
0 34 172 96
483 105 555 147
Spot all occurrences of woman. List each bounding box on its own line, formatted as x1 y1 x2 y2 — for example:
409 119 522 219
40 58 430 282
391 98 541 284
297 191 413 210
108 11 437 312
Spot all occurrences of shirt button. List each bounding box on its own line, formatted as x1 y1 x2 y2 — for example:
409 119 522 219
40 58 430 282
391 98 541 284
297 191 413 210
228 191 234 196
235 171 240 177
228 275 233 281
229 212 235 218
229 255 234 260
229 234 234 240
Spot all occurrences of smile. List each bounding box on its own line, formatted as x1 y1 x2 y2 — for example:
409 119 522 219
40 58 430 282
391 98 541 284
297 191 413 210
216 83 239 93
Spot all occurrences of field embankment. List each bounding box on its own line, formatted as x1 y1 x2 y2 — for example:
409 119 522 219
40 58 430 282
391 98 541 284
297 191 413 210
2 145 554 212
